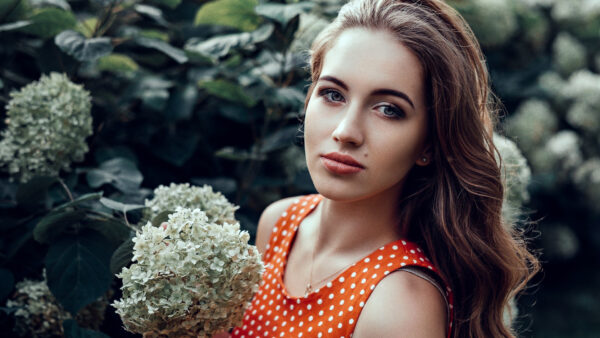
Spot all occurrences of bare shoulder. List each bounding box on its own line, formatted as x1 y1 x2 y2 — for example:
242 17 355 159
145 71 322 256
352 270 447 338
255 196 302 255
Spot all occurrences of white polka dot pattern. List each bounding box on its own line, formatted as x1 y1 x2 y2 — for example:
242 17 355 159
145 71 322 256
231 195 454 338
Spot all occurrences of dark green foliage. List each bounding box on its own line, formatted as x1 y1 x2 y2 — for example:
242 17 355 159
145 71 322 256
45 231 113 314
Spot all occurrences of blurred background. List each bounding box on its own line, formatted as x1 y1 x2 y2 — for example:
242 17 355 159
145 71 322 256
0 0 599 337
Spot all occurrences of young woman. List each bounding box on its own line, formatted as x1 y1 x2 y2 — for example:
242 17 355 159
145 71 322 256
228 0 540 337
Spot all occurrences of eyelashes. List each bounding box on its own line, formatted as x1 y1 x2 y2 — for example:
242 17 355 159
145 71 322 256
318 88 345 103
316 88 406 119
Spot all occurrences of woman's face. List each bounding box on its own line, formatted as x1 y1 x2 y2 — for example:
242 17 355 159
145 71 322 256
304 28 429 202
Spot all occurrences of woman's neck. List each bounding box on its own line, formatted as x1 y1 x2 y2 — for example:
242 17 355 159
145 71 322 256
309 186 405 258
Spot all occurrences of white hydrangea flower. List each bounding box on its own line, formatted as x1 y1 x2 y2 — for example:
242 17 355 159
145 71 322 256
5 275 70 337
449 0 518 47
563 70 600 108
573 158 600 213
530 130 583 174
552 33 587 76
566 100 599 134
0 72 92 183
112 207 264 337
142 183 239 225
537 71 566 103
505 99 558 154
5 271 111 336
493 133 532 226
551 0 600 22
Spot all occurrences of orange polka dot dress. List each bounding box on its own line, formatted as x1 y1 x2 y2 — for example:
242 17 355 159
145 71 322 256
231 195 454 338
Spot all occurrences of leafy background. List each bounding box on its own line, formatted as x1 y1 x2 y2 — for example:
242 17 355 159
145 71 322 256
0 0 599 337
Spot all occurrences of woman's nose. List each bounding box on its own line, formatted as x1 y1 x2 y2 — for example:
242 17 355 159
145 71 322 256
331 103 364 146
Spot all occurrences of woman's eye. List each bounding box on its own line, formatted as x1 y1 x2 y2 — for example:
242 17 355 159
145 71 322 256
376 104 405 119
319 89 344 103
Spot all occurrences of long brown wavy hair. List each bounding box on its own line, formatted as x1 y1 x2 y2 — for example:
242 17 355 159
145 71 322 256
302 0 540 337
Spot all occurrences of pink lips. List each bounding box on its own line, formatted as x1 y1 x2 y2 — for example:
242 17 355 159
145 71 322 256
320 152 365 175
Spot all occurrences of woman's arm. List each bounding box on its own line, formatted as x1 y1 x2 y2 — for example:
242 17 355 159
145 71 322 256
352 270 447 338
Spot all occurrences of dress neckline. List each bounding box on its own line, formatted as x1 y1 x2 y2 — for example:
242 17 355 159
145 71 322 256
276 194 407 301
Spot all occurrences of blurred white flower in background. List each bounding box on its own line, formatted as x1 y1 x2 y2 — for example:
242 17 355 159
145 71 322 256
530 130 583 174
552 33 587 77
0 72 92 182
494 133 532 226
505 99 558 154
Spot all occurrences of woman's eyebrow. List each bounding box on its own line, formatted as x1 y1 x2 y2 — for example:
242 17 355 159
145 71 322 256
318 75 415 110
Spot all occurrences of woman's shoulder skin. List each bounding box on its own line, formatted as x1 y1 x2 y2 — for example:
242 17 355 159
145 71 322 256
352 269 447 338
255 196 303 255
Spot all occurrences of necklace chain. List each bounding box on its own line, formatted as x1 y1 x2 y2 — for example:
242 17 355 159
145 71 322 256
305 225 354 297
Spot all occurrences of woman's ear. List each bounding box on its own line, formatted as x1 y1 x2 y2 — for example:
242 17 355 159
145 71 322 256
415 144 432 166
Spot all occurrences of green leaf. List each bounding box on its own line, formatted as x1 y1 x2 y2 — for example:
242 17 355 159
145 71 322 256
0 20 32 32
194 0 261 32
198 79 256 107
165 83 198 121
0 269 14 302
265 86 305 108
45 231 113 314
258 126 298 153
0 0 28 21
55 30 113 62
109 239 133 276
255 2 314 26
19 8 76 39
146 0 181 9
33 210 86 244
74 18 98 38
218 103 253 123
86 158 143 193
63 318 110 338
135 37 188 64
97 53 139 73
16 176 57 206
53 192 104 213
185 24 273 61
84 217 131 246
215 147 265 161
153 130 200 167
99 197 145 213
134 4 168 27
150 210 173 227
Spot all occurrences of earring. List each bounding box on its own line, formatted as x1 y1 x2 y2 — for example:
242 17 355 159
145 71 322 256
421 157 428 163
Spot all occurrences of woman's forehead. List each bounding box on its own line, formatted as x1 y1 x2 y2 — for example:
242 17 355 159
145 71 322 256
319 28 425 106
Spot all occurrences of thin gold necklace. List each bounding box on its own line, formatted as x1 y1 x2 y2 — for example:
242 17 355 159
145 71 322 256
304 225 354 297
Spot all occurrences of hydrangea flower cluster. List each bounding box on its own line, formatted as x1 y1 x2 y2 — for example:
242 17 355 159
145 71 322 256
552 33 587 76
505 99 558 154
112 207 264 337
5 276 70 337
0 72 92 182
493 133 532 226
142 183 239 226
5 272 109 336
530 131 583 175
